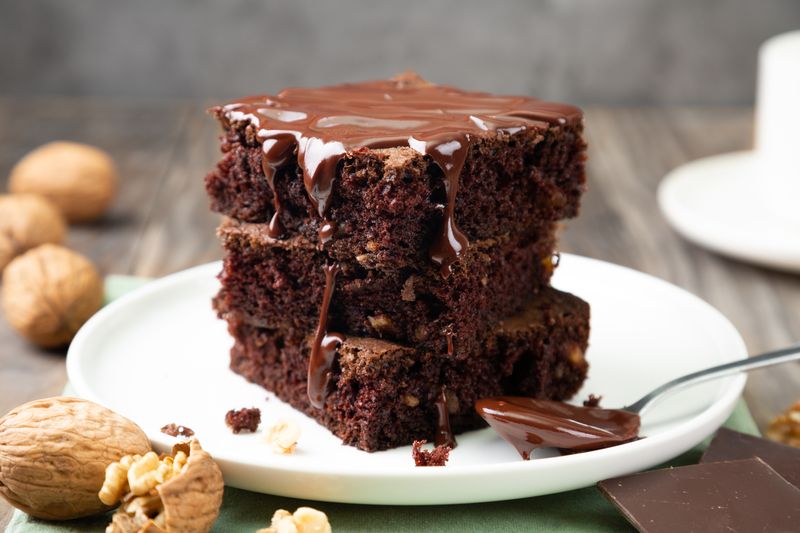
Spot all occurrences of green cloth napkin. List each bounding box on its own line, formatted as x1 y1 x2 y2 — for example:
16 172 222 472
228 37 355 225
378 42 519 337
8 276 760 532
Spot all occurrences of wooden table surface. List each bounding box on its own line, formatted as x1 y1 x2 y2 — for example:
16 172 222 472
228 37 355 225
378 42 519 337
1 98 799 526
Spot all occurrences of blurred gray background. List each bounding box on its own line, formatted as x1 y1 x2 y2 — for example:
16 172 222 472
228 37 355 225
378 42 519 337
1 0 799 104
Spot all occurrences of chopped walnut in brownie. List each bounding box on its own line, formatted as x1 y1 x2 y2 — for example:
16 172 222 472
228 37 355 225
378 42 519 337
160 423 195 437
225 407 261 434
583 394 603 408
412 439 451 466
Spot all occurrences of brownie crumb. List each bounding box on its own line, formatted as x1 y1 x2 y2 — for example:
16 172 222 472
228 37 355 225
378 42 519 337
583 394 602 408
412 439 451 466
225 407 261 434
160 423 194 438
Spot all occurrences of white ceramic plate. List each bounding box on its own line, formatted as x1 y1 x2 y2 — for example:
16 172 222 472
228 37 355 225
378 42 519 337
659 150 800 272
67 255 747 505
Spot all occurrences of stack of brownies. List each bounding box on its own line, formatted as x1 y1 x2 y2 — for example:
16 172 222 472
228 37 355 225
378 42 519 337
205 73 591 452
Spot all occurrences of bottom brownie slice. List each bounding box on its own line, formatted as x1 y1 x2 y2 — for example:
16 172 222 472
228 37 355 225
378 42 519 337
223 287 590 452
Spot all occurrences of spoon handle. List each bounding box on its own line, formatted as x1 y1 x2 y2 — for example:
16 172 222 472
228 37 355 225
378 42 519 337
625 343 800 415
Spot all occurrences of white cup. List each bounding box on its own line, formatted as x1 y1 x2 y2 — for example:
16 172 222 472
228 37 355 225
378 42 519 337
756 30 800 222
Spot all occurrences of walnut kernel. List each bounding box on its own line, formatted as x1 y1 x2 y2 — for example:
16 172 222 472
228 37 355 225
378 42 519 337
367 314 395 335
767 400 800 447
568 344 587 369
445 391 459 414
264 419 301 455
400 276 416 302
258 506 332 533
100 450 188 506
104 440 223 533
403 394 420 407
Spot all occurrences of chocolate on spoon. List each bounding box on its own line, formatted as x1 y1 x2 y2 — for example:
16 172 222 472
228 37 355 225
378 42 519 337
477 343 800 459
475 397 639 459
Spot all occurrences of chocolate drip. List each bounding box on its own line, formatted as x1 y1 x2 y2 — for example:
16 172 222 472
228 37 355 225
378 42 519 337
435 387 457 448
444 325 455 356
318 220 336 244
260 134 295 238
420 134 471 277
475 397 640 460
220 74 582 271
308 264 344 409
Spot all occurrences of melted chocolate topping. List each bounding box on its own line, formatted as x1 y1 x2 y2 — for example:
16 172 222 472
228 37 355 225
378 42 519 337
444 325 455 357
220 73 582 275
307 264 344 409
260 134 295 238
435 386 457 448
475 397 640 460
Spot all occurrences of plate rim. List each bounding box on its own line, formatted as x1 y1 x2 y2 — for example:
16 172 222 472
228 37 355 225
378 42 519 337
658 149 800 272
66 255 747 499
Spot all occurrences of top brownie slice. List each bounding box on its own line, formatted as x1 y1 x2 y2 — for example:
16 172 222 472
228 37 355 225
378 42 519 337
206 72 586 271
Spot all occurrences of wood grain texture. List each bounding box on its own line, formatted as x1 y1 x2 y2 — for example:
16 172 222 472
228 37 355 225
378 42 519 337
1 99 799 526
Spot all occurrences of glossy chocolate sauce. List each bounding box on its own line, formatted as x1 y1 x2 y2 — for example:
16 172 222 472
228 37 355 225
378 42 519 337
307 264 344 409
260 134 295 238
475 397 640 459
220 73 582 275
444 325 455 357
435 387 457 448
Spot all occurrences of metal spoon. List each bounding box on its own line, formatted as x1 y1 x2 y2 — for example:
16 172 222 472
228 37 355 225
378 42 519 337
624 343 800 415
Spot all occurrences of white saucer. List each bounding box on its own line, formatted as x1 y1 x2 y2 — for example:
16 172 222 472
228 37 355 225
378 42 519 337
66 256 746 505
658 150 800 272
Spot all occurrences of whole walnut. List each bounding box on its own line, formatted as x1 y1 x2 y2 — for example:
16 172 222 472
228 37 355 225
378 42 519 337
0 396 151 520
1 244 103 347
0 194 67 271
9 141 118 223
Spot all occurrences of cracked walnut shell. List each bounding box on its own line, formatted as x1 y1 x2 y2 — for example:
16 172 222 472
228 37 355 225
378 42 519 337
104 439 224 533
9 141 118 223
0 194 66 272
0 396 151 520
1 244 103 347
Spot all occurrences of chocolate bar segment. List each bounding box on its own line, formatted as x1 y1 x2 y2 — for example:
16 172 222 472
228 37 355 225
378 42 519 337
598 458 800 533
701 427 800 487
